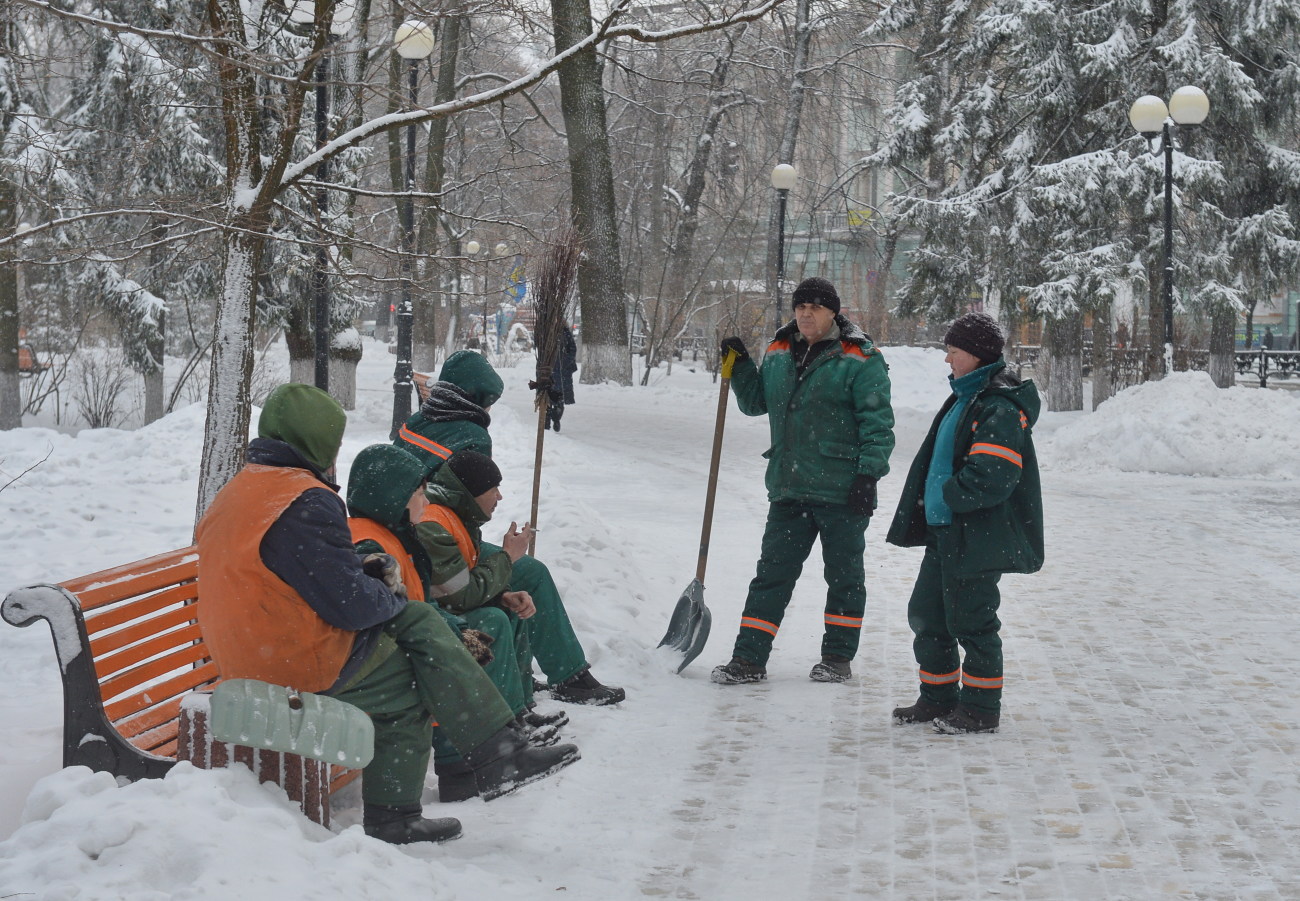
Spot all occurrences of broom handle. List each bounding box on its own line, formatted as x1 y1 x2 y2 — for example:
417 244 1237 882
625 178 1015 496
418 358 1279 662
529 396 547 557
696 350 737 583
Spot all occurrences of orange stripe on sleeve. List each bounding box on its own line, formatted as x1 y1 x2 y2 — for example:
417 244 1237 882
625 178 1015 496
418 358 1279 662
398 425 454 460
969 443 1022 467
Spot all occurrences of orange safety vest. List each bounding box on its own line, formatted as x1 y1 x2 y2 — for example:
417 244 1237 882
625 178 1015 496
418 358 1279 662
347 517 427 602
419 504 479 569
196 465 355 692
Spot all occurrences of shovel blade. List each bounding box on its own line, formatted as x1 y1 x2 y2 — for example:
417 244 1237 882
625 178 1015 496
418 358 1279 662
657 579 712 674
209 679 375 769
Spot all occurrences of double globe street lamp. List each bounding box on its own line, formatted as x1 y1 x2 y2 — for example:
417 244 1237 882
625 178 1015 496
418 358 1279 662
1128 86 1210 376
390 20 436 435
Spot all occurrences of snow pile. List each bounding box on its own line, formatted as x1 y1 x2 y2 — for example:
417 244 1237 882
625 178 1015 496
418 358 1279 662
1044 370 1300 478
0 765 478 900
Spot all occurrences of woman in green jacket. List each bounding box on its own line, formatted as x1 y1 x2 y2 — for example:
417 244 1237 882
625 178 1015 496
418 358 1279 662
711 277 895 685
887 312 1044 734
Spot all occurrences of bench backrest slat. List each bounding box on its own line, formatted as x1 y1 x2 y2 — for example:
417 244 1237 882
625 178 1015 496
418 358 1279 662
93 622 205 681
85 581 200 637
64 549 198 610
103 656 219 722
116 695 189 743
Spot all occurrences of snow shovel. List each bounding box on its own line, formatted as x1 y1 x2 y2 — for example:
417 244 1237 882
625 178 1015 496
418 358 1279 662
208 678 375 769
658 347 739 674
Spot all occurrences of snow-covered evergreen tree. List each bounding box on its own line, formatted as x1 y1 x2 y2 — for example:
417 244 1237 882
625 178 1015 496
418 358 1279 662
61 1 221 422
871 0 1300 405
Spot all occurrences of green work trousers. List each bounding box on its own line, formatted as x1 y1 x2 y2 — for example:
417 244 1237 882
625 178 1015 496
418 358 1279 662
732 501 871 666
333 601 514 805
907 527 1004 713
481 545 588 693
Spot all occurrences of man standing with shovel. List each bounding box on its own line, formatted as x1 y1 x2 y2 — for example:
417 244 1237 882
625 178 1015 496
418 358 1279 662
710 277 895 685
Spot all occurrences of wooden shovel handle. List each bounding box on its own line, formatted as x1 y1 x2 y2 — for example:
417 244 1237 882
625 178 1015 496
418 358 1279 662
696 350 738 583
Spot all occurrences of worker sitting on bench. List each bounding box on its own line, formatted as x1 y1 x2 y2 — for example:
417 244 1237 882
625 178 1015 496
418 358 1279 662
195 383 579 846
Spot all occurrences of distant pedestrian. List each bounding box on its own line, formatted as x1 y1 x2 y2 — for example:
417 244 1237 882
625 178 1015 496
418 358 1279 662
709 276 895 686
546 322 578 432
1262 327 1274 350
888 312 1044 734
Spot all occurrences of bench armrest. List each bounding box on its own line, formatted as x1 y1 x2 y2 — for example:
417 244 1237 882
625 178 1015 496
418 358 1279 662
3 585 175 780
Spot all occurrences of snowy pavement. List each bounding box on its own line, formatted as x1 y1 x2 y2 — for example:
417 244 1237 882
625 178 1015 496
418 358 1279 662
1 343 1298 900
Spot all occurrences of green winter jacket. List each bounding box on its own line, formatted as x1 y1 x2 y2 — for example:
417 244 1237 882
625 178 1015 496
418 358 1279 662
415 462 513 614
731 316 895 506
396 350 500 473
346 443 473 634
886 359 1044 577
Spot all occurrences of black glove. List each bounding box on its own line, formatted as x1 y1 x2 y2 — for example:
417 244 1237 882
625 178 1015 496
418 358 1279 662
361 553 408 600
847 475 877 517
460 628 495 666
720 336 749 362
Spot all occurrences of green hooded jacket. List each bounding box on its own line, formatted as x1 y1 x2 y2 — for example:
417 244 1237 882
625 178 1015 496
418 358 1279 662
731 316 895 505
886 359 1044 576
414 462 513 614
396 350 499 473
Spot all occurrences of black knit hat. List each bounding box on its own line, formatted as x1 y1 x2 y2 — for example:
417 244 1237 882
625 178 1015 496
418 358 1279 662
792 277 841 315
446 450 502 497
944 312 1005 363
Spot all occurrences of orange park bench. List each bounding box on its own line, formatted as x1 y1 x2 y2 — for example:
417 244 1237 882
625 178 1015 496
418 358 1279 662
2 548 362 826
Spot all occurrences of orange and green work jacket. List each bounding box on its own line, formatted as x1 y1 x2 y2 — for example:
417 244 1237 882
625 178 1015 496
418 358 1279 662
195 441 403 692
414 462 513 614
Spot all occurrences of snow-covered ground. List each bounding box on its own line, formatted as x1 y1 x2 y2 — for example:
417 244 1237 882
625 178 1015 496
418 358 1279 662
1 340 1298 900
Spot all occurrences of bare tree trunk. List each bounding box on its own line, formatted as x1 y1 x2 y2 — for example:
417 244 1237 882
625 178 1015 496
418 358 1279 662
1090 299 1112 409
0 176 19 430
865 228 897 342
553 0 631 385
1208 301 1236 387
197 228 262 520
1042 311 1084 412
765 0 813 333
414 15 464 374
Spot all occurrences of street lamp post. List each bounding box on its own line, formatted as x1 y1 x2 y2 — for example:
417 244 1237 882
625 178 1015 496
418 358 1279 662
391 20 436 435
771 163 797 327
1129 86 1209 377
291 0 354 393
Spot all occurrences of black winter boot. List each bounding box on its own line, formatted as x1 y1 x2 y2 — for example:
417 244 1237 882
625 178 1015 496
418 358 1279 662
515 713 561 747
363 802 462 844
465 723 581 801
809 655 852 683
710 657 766 685
891 698 957 725
434 759 479 803
933 705 1000 734
522 705 569 730
550 667 626 706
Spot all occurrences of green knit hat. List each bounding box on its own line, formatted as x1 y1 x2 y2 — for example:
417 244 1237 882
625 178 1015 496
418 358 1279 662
438 350 504 408
346 444 427 527
257 383 347 473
